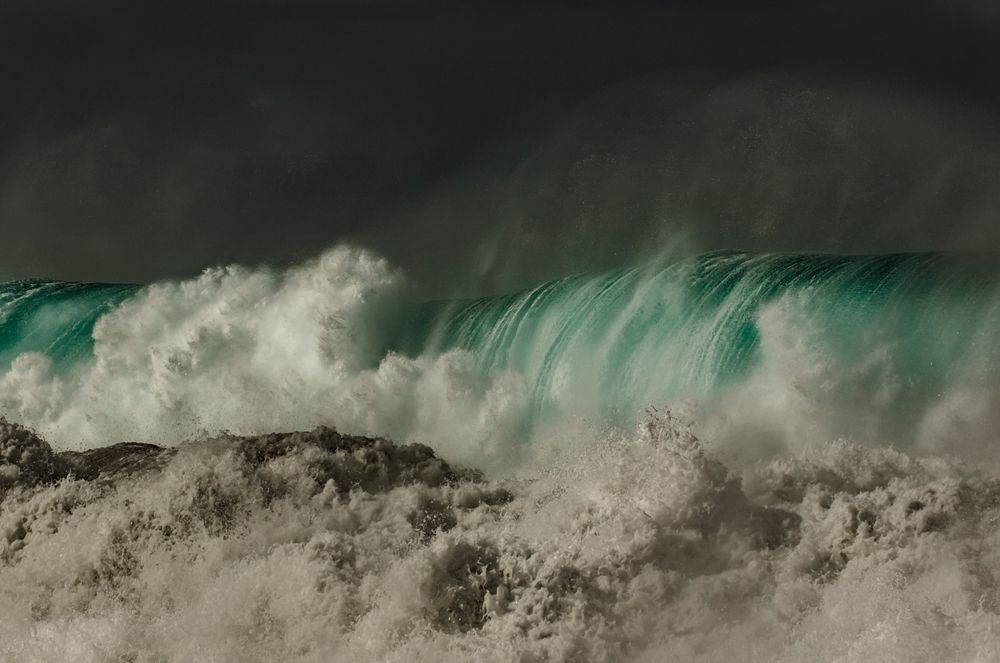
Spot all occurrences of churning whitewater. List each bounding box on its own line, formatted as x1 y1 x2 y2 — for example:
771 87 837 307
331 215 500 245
2 245 1000 662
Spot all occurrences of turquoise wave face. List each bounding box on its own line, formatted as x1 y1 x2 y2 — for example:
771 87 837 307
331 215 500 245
2 251 999 441
0 280 140 371
396 251 1000 431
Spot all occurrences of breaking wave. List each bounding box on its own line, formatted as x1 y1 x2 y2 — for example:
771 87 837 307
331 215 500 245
3 246 1000 660
2 247 1000 467
0 248 530 468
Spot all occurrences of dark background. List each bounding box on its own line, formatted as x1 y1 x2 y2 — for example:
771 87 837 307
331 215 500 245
2 0 999 292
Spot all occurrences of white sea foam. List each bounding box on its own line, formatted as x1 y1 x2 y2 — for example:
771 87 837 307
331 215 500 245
0 246 532 470
0 413 998 662
3 246 998 478
2 247 1000 660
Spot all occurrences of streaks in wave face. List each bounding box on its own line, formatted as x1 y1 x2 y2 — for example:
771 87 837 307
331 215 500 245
0 281 140 371
401 251 1000 452
1 248 999 464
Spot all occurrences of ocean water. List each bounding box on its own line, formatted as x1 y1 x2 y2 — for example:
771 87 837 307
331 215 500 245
2 246 1000 661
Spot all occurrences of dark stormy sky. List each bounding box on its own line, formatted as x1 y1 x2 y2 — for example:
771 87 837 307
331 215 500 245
2 0 999 292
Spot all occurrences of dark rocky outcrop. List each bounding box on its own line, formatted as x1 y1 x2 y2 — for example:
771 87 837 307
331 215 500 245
0 418 478 500
0 419 71 498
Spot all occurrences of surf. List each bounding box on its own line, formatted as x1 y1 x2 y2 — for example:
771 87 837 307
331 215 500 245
1 248 998 465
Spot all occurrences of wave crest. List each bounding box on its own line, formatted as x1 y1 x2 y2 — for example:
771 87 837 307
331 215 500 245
0 247 532 467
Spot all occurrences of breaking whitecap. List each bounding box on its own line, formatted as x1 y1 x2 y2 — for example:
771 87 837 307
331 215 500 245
1 412 999 662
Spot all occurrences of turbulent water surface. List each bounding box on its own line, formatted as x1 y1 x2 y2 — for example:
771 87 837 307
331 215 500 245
2 247 1000 661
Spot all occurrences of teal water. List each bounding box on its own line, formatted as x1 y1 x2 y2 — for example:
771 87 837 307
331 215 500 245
0 280 140 371
2 252 998 431
396 251 1000 427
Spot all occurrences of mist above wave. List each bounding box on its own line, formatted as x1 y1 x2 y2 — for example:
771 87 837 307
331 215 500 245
1 412 999 662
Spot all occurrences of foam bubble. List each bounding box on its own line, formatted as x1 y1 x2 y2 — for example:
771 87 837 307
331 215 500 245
1 413 998 662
